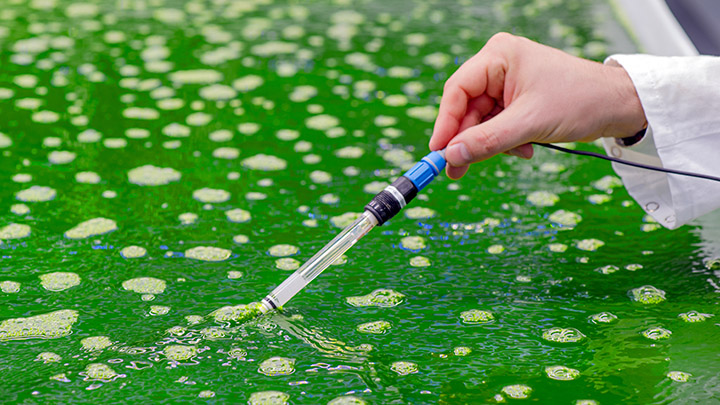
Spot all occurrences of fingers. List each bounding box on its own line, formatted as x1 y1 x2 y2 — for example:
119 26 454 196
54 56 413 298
445 102 537 166
446 164 469 180
430 53 507 151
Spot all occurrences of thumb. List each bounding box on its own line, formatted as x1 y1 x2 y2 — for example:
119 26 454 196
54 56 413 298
445 102 537 166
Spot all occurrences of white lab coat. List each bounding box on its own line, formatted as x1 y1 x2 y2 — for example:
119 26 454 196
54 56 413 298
602 54 720 230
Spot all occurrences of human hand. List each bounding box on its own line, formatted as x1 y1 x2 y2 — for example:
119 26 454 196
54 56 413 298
429 33 648 179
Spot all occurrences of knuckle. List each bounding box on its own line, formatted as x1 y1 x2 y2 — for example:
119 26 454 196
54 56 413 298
477 128 502 156
488 32 515 47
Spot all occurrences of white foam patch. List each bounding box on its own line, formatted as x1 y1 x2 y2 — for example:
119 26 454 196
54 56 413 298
185 246 232 262
122 277 166 294
48 150 76 164
306 114 339 130
0 223 31 239
128 165 181 186
16 186 56 202
193 188 230 203
0 309 79 341
242 154 287 171
64 217 117 239
40 272 81 291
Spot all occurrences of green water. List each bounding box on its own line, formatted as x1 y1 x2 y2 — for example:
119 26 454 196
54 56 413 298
1 0 719 403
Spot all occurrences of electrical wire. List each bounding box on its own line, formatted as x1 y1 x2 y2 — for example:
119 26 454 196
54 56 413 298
532 142 720 183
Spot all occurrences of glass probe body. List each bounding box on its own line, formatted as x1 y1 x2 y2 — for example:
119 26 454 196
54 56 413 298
259 149 446 314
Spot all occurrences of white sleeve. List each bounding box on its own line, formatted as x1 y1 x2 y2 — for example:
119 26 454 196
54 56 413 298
602 54 720 230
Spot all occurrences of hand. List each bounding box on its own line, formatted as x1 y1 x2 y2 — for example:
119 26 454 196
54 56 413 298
429 33 648 179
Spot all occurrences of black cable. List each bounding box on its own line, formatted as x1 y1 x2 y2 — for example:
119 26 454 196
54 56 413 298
532 142 720 183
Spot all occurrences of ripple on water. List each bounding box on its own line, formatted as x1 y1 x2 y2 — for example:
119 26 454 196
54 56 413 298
268 244 298 257
39 272 80 291
545 365 580 381
64 217 117 239
460 309 495 324
16 185 57 202
127 165 181 186
356 320 391 334
542 327 586 343
346 289 405 307
164 345 197 361
258 356 295 376
248 391 289 405
0 310 78 341
0 223 31 239
629 285 666 304
390 361 418 376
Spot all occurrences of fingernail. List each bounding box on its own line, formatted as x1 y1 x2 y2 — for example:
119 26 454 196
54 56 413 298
447 143 471 165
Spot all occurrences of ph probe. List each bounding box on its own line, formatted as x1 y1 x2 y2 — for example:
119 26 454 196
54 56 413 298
259 149 446 313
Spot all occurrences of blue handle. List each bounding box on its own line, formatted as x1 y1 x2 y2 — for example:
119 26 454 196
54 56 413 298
402 150 446 191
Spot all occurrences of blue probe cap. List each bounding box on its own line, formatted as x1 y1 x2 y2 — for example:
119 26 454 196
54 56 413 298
402 150 446 191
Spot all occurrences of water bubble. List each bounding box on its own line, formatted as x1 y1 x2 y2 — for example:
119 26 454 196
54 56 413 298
549 210 582 228
678 311 713 323
75 171 101 184
242 154 287 171
228 271 243 279
16 186 57 202
545 365 580 381
258 356 295 376
122 277 166 294
625 264 643 271
193 188 230 203
575 239 604 252
199 84 236 101
347 289 405 308
588 194 611 205
198 390 215 398
185 246 231 262
629 285 666 304
331 212 362 228
409 256 431 267
77 129 101 143
179 213 198 225
0 223 31 239
595 265 619 275
40 272 80 291
81 336 113 351
548 243 568 253
224 208 251 224
390 361 418 376
248 391 289 405
592 175 622 192
356 320 391 334
36 352 61 363
320 193 339 204
328 395 367 405
588 312 617 324
542 327 585 343
526 191 559 207
163 345 197 361
406 106 437 122
405 207 436 220
501 384 532 399
0 281 20 293
306 114 339 131
460 310 495 324
641 327 672 340
120 246 147 259
667 371 691 382
128 165 181 186
12 174 33 184
213 147 240 159
310 170 332 184
453 346 471 356
334 146 364 159
268 244 298 257
150 306 170 316
168 69 223 85
64 217 117 239
400 236 426 251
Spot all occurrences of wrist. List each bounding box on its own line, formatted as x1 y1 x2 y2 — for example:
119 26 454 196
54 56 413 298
605 64 648 139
